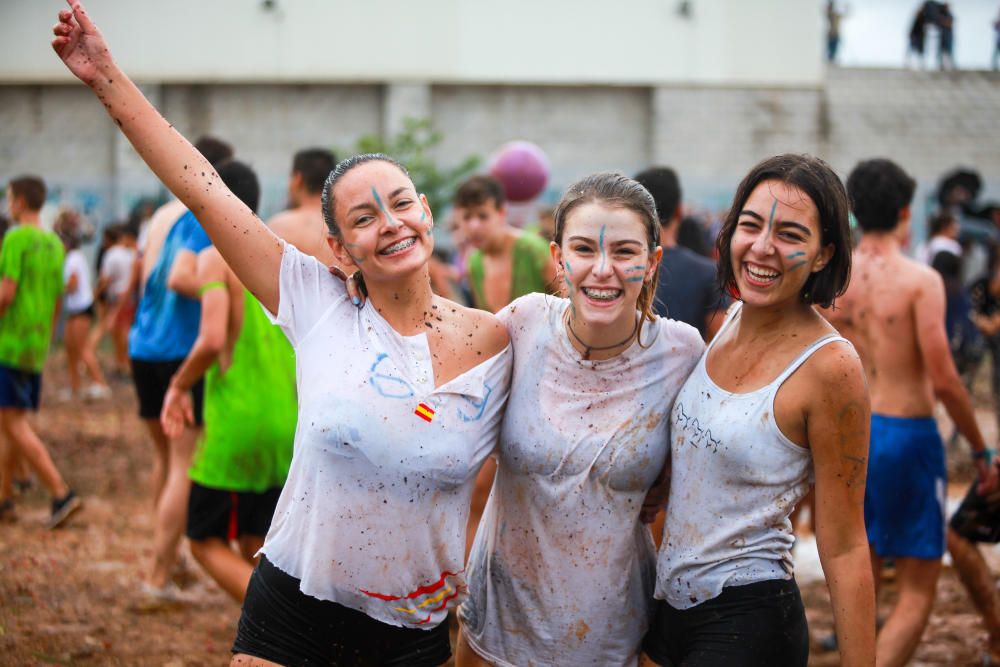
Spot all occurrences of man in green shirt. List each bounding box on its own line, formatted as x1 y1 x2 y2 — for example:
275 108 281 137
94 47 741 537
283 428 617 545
0 176 81 528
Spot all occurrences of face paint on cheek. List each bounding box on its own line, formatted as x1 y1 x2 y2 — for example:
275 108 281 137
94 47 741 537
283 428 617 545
624 264 646 283
343 242 366 264
564 261 572 275
787 251 806 259
789 260 808 270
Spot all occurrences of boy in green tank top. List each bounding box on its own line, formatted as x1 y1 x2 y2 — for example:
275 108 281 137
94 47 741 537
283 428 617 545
454 175 556 314
0 176 81 528
159 162 298 602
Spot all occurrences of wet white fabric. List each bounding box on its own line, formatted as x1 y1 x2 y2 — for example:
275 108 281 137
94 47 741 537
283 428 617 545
460 293 703 666
260 242 512 630
100 245 137 298
655 303 847 610
63 249 93 313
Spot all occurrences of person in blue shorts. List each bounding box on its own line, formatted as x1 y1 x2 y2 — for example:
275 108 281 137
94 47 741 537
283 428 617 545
826 158 998 666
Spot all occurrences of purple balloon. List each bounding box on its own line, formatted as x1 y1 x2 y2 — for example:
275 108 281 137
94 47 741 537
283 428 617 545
488 141 550 203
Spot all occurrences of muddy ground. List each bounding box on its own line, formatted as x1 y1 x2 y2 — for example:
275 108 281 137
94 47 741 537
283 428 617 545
1 350 997 666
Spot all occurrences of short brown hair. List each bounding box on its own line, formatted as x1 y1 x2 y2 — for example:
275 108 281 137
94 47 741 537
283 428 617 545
553 172 661 330
716 154 851 309
8 175 46 211
453 175 505 210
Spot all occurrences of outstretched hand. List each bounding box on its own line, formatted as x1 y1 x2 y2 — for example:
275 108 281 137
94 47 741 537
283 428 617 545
51 0 112 87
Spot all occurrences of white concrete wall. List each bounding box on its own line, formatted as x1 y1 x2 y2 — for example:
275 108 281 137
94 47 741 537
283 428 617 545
2 0 823 86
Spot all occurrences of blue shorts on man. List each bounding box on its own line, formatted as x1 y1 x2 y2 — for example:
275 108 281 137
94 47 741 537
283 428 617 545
864 414 946 559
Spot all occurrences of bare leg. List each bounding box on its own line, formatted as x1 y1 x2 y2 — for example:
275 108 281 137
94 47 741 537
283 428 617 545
639 654 664 667
455 628 495 667
110 305 132 372
190 538 254 602
238 534 265 563
947 528 1000 657
231 655 284 667
142 418 170 508
66 315 107 388
0 409 69 499
0 435 14 501
875 556 941 667
148 425 198 588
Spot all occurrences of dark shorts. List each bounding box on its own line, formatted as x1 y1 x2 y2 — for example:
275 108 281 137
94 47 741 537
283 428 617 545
0 364 41 411
642 579 809 667
950 478 1000 543
186 483 282 542
67 303 96 319
864 414 946 559
233 555 452 667
130 358 204 425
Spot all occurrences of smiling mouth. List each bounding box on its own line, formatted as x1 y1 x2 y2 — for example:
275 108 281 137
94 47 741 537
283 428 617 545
581 287 623 301
378 237 417 255
744 263 781 284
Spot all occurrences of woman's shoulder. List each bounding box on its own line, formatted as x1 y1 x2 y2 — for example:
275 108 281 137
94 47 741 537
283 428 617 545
649 315 705 358
437 296 510 361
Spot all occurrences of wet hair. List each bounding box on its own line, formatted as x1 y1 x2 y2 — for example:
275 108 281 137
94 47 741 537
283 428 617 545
633 167 682 227
292 148 337 194
320 153 410 238
928 210 957 237
216 160 261 214
716 154 852 309
194 136 234 168
552 172 662 329
846 158 916 233
8 175 46 211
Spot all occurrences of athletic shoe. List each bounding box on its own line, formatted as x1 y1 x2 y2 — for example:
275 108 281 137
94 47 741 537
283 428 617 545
135 582 190 612
83 384 112 401
0 499 16 523
47 490 82 529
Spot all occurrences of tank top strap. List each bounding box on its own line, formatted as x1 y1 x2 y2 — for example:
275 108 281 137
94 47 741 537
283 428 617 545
705 301 743 354
771 333 850 389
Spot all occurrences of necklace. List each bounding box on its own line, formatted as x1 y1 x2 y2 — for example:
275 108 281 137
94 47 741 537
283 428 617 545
565 311 639 360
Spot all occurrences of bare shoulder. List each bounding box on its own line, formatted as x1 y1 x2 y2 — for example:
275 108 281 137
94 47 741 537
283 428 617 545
436 297 510 360
148 199 187 233
803 339 868 406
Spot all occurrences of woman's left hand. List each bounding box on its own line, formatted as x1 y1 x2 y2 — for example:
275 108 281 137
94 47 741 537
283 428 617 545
329 265 366 308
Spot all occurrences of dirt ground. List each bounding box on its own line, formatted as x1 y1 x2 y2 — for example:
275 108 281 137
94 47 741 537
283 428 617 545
1 349 998 666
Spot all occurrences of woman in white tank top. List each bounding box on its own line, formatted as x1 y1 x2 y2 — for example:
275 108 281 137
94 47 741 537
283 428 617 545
642 155 875 667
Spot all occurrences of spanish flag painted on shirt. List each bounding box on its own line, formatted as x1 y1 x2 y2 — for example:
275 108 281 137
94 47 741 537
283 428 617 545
415 402 435 423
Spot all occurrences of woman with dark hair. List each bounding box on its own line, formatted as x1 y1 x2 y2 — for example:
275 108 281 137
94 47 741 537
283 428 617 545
456 173 703 666
53 4 511 665
641 155 875 667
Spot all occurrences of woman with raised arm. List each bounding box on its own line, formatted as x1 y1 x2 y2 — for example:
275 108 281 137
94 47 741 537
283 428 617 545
53 3 511 665
640 155 875 667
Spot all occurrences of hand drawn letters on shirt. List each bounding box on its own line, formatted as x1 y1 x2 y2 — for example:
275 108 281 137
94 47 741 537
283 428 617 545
673 402 722 453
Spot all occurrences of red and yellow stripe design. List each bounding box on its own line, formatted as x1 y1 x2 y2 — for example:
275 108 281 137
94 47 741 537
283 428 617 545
414 402 435 423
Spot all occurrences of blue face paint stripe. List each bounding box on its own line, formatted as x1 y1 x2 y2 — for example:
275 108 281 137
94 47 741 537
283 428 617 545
564 261 572 274
371 186 397 226
789 260 808 270
625 277 645 282
767 199 778 234
787 251 806 259
598 224 607 273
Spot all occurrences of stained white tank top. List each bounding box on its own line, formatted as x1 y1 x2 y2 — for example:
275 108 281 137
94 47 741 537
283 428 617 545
654 303 849 609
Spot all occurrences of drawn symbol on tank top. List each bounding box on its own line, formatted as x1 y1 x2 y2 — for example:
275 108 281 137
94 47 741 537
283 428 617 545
359 569 465 625
457 383 493 422
368 353 415 399
674 402 721 453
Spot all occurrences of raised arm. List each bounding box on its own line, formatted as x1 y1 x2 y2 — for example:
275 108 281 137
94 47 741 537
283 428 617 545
51 1 282 313
807 342 876 667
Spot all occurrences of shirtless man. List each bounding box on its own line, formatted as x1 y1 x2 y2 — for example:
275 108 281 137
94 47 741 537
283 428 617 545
455 175 556 313
825 158 996 667
266 147 339 267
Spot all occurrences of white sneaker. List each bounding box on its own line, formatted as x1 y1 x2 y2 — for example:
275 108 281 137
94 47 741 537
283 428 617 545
56 388 77 402
83 384 112 401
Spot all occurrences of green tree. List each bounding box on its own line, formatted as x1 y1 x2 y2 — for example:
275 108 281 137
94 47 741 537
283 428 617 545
352 118 480 216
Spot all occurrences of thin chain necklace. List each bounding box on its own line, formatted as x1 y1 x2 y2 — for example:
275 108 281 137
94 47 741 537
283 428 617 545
565 311 639 361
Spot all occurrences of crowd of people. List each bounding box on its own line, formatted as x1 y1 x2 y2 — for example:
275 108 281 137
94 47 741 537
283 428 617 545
2 1 1000 665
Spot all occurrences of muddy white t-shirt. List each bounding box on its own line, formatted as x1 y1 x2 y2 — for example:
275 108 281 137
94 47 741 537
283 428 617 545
459 293 703 666
260 242 512 630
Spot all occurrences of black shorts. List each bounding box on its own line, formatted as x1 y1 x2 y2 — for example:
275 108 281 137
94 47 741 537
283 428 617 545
950 479 1000 543
642 579 809 667
233 555 452 667
67 303 96 319
0 364 41 411
130 358 204 425
186 483 282 541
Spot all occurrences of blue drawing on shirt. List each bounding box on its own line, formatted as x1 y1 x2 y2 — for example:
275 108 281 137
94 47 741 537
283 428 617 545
457 383 493 422
368 353 415 399
674 402 721 453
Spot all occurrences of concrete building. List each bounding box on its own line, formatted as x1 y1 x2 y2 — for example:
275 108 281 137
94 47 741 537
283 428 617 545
1 0 998 233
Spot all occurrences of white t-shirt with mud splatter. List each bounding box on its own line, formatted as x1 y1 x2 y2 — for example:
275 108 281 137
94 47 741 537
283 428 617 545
260 242 512 630
459 293 703 666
